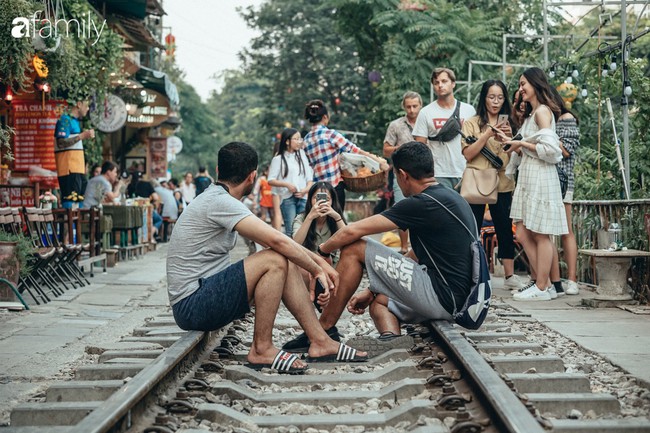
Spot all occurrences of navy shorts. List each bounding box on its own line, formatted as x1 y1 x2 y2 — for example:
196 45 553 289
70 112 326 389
171 261 250 331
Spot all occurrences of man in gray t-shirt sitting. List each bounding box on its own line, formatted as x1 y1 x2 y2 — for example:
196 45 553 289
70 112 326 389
166 142 367 374
82 161 122 209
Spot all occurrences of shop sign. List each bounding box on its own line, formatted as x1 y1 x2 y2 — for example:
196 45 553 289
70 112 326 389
91 94 127 133
126 89 170 128
11 99 66 171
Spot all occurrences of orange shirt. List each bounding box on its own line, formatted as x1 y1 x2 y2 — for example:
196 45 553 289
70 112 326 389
259 178 273 208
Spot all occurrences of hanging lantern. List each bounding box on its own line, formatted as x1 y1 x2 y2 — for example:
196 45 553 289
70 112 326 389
164 33 176 58
368 70 382 87
334 97 341 106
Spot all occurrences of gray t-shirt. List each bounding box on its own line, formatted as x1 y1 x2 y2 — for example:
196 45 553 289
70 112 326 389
82 175 111 209
166 184 252 306
155 186 179 220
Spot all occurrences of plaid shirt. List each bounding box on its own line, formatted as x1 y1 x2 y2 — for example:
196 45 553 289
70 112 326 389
303 125 360 186
556 117 579 192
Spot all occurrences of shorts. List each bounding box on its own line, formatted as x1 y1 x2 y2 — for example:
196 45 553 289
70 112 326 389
364 239 452 323
58 173 85 199
171 261 250 331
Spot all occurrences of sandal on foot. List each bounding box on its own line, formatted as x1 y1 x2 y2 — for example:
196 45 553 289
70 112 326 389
247 350 308 374
306 343 368 363
281 326 342 353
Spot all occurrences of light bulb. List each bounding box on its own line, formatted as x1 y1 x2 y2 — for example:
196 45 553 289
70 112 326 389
581 86 587 97
565 76 573 84
602 67 609 77
572 68 579 78
610 55 617 71
549 70 555 78
624 85 632 96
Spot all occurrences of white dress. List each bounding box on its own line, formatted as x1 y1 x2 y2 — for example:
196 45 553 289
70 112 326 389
509 106 568 235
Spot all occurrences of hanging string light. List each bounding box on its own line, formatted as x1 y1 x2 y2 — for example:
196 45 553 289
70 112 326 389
602 63 609 77
610 54 617 71
581 84 588 98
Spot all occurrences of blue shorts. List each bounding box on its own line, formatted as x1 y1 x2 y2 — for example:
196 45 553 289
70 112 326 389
171 261 250 331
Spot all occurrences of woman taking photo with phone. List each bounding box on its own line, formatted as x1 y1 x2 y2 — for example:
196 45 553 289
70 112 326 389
461 79 525 291
505 67 568 301
268 128 314 236
292 182 346 265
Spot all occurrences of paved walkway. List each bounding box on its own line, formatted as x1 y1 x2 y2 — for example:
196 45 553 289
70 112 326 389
0 237 649 427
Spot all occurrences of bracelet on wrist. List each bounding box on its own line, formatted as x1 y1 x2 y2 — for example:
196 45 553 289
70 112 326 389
334 218 342 222
317 245 331 258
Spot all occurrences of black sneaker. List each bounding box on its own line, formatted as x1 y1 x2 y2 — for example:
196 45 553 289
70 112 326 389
282 326 342 353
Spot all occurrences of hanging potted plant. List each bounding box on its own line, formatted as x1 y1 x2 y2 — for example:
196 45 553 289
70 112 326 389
0 230 33 302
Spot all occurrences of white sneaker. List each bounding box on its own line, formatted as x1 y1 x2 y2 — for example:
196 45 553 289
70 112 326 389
513 284 552 301
504 274 526 291
566 280 579 295
547 286 558 299
511 279 535 295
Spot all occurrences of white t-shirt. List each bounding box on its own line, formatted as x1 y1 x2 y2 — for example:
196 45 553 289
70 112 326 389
268 150 314 201
166 184 251 306
412 100 476 178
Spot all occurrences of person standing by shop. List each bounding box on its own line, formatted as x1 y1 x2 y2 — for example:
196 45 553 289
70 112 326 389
461 79 524 291
269 128 313 237
303 99 387 210
383 91 423 254
180 172 196 206
413 68 476 190
54 100 94 207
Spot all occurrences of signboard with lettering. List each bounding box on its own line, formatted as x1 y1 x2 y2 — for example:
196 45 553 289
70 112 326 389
126 89 171 128
11 99 66 171
149 138 167 179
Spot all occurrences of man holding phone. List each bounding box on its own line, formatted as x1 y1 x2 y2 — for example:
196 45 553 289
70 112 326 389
167 142 367 374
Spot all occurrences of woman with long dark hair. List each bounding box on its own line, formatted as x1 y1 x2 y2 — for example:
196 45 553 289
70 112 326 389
303 99 387 210
268 128 314 236
292 182 346 264
505 67 567 301
461 79 524 290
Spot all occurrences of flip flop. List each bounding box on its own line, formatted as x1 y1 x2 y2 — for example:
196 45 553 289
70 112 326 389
247 350 308 375
306 343 368 363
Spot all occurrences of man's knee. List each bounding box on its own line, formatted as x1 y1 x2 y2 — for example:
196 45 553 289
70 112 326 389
340 239 367 261
250 249 289 273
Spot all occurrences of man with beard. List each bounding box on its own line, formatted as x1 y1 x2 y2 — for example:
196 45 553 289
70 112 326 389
166 142 367 374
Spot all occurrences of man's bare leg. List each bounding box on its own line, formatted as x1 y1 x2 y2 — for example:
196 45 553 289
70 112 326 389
282 262 366 359
243 250 306 367
319 240 367 330
399 229 409 253
369 294 400 335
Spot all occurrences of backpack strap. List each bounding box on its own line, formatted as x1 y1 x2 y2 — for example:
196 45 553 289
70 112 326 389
419 191 479 241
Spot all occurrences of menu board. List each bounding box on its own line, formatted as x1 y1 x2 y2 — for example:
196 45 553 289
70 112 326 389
149 137 167 179
12 99 66 171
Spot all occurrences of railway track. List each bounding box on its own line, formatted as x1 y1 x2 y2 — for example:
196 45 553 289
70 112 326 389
3 301 650 433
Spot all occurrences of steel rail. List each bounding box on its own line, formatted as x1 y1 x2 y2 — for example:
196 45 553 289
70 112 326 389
71 329 217 433
429 320 546 433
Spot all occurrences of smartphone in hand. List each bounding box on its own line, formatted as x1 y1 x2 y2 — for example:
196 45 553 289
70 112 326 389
498 114 509 125
313 279 326 312
316 192 328 203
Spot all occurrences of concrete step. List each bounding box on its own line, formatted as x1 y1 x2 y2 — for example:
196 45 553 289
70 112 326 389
75 363 149 380
527 393 620 416
10 401 102 426
464 331 526 342
550 418 650 433
197 400 447 430
132 326 185 337
505 373 591 393
98 349 164 362
476 342 542 354
489 355 565 374
121 336 181 347
46 380 124 402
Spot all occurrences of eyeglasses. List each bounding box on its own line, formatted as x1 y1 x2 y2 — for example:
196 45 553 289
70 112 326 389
486 95 505 101
292 137 304 142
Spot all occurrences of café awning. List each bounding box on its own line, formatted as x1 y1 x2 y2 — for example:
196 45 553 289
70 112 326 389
109 14 164 51
135 66 179 107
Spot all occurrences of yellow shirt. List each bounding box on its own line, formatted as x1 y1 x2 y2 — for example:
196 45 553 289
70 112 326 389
461 116 515 193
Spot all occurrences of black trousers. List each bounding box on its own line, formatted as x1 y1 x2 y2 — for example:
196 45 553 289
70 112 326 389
470 191 515 260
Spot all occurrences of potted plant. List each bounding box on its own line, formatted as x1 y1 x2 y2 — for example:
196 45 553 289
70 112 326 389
39 190 57 209
0 230 33 302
